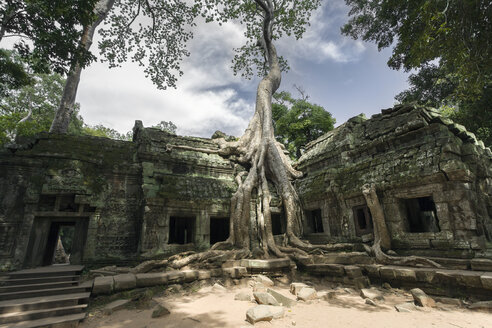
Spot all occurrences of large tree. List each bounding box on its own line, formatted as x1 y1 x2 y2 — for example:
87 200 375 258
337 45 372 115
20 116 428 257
50 0 199 133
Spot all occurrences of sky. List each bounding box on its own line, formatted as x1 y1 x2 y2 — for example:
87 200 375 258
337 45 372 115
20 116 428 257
74 0 411 138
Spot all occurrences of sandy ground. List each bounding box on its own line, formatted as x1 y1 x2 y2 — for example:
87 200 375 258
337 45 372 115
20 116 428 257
80 282 491 328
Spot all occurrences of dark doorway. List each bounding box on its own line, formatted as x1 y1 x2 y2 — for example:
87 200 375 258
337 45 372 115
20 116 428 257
210 217 229 244
24 217 88 268
353 205 373 236
42 222 75 266
169 216 195 244
404 196 440 233
271 213 286 235
306 209 324 233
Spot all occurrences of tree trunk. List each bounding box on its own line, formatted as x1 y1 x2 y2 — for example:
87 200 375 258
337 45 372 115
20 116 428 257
361 184 391 250
49 0 115 134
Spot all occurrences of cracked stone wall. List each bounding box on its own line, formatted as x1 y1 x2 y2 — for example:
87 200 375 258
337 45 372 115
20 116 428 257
296 105 492 258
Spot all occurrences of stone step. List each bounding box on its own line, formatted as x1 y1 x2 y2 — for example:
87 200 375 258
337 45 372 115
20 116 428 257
0 304 87 325
2 265 84 280
0 284 92 301
0 312 86 328
0 275 80 286
0 292 90 314
0 281 79 293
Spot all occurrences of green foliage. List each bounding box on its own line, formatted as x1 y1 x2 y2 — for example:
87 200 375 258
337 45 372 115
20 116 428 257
0 50 33 98
82 124 132 141
342 0 492 99
1 0 98 75
0 70 84 145
152 121 177 134
273 90 335 158
98 0 199 89
197 0 321 78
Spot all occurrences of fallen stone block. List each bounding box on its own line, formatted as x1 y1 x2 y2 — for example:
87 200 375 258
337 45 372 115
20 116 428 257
360 288 384 301
152 304 171 318
114 273 136 291
395 302 416 312
256 274 274 287
410 288 436 307
468 301 492 311
297 287 317 301
267 288 297 307
290 282 308 296
212 283 227 292
254 292 280 306
246 305 284 324
434 297 462 307
103 299 130 315
253 282 267 293
92 276 114 295
318 291 336 301
224 266 247 279
365 299 377 306
198 270 211 280
136 272 169 287
234 292 252 301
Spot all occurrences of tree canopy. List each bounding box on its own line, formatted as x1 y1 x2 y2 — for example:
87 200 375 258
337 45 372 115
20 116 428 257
342 0 492 99
273 90 335 158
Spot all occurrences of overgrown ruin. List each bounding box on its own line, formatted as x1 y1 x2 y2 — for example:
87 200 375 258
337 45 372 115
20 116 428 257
1 104 491 271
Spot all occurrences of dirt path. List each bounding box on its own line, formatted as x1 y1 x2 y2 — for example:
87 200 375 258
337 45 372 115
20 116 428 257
81 284 491 328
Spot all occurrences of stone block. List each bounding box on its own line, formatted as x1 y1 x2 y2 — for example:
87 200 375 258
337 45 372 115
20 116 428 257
92 276 114 295
255 274 274 287
246 305 284 324
454 271 483 288
103 299 130 315
290 282 308 296
393 267 417 282
344 265 363 278
267 288 297 307
480 273 492 291
223 266 247 279
361 264 381 279
136 272 169 287
379 267 396 280
234 292 252 301
360 288 383 301
167 271 184 284
306 264 345 276
240 258 291 270
353 276 370 289
197 270 211 280
470 258 492 271
114 273 136 291
432 271 456 285
415 269 435 283
411 288 436 307
254 292 279 306
297 287 317 301
181 270 199 283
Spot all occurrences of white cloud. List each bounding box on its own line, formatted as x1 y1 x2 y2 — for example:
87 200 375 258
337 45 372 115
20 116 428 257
77 19 256 138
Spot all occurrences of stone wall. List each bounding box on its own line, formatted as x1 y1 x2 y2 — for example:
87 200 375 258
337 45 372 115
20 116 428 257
296 105 492 257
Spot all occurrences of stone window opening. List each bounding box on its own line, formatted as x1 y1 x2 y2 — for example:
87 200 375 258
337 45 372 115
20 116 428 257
353 205 373 236
58 194 78 212
306 209 324 233
210 217 229 245
271 212 286 235
404 196 440 233
168 216 195 244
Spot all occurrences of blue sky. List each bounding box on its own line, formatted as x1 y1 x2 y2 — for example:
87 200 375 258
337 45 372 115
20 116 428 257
75 0 410 137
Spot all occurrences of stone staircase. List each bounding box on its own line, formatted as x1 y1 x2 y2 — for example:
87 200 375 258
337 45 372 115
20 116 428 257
0 265 91 328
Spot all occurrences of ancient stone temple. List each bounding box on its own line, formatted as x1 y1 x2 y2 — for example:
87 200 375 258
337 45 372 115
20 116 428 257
1 105 491 271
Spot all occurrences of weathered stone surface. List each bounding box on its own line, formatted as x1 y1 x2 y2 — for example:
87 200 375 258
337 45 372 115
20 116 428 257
103 299 130 315
253 282 267 293
212 283 227 292
224 266 247 279
197 270 211 280
297 287 317 301
267 288 297 307
393 267 417 282
255 274 274 287
434 297 462 306
365 299 377 306
246 305 273 324
353 276 370 289
152 304 171 318
114 273 137 291
480 273 492 290
471 259 492 271
410 288 436 307
234 292 252 301
240 258 291 270
395 302 417 312
92 276 114 295
290 283 308 296
468 301 492 310
254 292 279 306
344 265 363 278
359 289 383 301
136 272 169 287
167 271 184 284
181 270 199 283
305 264 345 276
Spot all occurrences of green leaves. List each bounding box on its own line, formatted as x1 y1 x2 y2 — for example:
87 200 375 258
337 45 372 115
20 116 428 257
272 90 335 158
